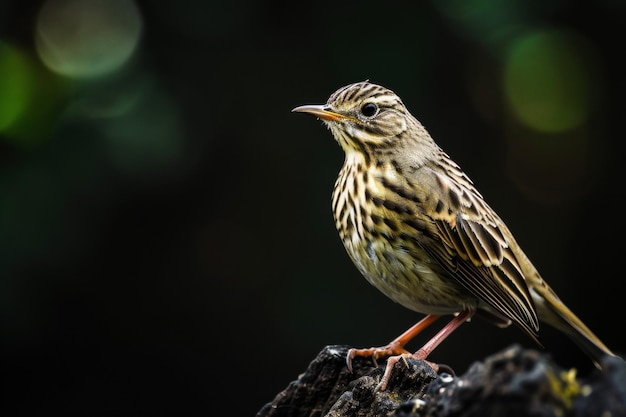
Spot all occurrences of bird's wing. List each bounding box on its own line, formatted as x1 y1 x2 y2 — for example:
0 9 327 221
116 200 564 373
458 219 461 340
423 159 540 340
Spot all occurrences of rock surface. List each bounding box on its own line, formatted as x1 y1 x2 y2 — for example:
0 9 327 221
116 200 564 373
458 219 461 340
257 344 626 417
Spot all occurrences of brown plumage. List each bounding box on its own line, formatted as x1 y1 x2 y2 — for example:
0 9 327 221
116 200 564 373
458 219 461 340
292 81 619 390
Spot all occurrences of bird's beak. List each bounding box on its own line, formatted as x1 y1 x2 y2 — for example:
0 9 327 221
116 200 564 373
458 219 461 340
292 104 349 122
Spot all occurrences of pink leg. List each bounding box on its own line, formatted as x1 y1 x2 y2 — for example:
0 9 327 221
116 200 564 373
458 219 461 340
346 314 441 372
414 309 475 360
377 310 475 391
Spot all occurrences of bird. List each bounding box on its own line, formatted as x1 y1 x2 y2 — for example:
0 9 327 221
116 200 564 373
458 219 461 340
292 81 619 390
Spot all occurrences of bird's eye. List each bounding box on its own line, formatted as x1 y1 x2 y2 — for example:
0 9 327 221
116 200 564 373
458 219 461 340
360 103 378 118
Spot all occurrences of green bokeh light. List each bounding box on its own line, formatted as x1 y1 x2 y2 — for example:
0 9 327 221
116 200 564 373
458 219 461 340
0 42 32 132
503 29 594 132
35 0 143 79
431 0 526 49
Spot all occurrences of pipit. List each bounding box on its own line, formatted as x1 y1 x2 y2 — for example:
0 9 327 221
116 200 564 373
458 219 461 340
292 81 619 390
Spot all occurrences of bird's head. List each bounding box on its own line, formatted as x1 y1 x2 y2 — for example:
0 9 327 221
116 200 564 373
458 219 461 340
292 81 413 154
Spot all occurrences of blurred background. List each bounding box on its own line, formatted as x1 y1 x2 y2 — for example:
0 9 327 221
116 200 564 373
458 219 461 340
1 0 624 415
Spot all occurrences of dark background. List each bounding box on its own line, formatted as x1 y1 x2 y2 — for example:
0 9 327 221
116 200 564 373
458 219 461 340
1 0 624 415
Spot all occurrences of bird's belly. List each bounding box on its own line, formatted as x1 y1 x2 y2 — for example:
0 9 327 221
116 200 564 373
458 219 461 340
343 233 472 315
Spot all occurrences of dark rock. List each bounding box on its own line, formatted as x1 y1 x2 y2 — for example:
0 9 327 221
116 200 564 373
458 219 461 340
257 344 626 417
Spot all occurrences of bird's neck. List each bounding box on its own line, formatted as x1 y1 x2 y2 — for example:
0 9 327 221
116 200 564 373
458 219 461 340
332 151 369 242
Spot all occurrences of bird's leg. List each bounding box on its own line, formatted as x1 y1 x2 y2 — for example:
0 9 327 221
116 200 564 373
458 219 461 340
346 314 440 372
413 309 474 361
376 309 475 391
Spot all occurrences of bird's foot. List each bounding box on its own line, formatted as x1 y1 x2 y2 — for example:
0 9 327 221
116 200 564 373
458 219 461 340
346 341 411 372
374 350 442 391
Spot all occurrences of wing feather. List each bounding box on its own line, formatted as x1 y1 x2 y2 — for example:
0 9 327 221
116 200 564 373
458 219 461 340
426 164 540 338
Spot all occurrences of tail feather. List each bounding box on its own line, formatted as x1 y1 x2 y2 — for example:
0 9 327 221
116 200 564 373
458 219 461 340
531 287 619 369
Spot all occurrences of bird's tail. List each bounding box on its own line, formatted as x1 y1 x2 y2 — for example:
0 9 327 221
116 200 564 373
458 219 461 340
531 284 619 369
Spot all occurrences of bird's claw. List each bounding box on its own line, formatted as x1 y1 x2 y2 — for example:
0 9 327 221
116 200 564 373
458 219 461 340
435 362 456 376
376 354 446 391
346 343 411 373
